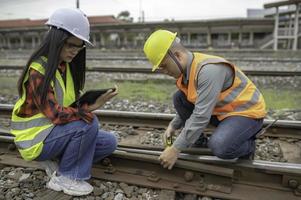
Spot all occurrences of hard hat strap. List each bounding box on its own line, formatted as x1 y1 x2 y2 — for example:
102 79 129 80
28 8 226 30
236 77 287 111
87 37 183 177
167 50 184 74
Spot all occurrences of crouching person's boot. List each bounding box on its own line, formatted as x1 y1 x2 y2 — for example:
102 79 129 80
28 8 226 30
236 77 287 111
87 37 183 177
192 134 209 148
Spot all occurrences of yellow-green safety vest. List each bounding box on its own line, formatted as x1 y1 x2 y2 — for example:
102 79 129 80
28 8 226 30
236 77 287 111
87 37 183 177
10 56 76 161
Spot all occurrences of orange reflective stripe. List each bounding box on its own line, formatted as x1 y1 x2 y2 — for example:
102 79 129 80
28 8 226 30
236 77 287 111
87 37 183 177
216 70 248 108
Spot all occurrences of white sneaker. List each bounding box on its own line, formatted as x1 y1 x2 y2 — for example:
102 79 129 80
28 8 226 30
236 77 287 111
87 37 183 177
47 173 93 196
38 160 58 177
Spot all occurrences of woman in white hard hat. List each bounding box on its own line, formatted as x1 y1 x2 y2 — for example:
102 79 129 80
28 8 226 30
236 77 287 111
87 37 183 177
10 8 118 196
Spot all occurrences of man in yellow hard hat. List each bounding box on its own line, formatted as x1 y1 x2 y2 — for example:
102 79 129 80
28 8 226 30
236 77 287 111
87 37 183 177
143 29 266 170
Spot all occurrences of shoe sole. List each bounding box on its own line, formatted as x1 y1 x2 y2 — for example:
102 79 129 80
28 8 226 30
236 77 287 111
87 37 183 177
47 181 92 196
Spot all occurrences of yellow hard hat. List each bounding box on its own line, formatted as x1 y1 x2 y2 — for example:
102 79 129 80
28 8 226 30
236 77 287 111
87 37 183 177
143 30 177 72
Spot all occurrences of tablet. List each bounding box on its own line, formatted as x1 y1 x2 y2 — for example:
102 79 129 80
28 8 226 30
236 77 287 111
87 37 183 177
70 88 115 107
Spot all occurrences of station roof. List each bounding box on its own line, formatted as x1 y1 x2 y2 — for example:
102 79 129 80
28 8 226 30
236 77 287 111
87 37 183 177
0 15 120 29
0 17 274 33
90 18 274 29
264 0 301 8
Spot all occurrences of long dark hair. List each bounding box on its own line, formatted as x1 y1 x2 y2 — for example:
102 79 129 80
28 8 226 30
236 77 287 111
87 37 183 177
17 27 86 104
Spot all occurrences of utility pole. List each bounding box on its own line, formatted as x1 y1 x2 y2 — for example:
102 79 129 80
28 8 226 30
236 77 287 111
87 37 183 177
292 3 300 50
76 0 80 9
138 0 144 22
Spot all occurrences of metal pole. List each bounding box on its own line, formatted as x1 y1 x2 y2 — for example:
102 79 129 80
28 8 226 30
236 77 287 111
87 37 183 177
288 14 293 49
76 0 79 9
207 27 212 48
274 7 279 51
293 3 300 50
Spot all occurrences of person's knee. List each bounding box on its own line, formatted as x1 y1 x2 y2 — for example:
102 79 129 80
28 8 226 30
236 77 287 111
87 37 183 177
90 117 99 131
211 148 230 159
110 133 118 149
81 117 99 137
101 132 118 152
208 137 233 159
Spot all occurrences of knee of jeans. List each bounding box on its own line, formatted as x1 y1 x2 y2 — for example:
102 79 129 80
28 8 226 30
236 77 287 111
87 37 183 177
208 137 232 159
92 115 100 124
108 133 118 153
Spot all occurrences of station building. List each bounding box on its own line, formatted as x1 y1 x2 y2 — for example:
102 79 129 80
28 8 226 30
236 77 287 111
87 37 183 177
0 0 299 50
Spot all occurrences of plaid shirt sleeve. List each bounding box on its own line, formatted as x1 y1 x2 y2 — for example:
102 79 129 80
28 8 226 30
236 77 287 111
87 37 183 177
28 68 94 124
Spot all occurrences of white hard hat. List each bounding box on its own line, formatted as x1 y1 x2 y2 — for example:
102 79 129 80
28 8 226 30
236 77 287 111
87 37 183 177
46 8 93 46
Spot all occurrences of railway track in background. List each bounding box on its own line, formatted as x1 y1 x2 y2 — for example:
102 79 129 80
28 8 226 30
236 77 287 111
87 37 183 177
85 56 301 63
1 65 301 76
0 104 301 140
1 50 301 62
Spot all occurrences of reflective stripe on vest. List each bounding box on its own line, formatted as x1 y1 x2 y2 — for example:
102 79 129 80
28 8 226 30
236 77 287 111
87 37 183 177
31 57 65 105
11 56 76 160
215 71 248 108
15 126 53 149
176 53 266 120
11 117 51 130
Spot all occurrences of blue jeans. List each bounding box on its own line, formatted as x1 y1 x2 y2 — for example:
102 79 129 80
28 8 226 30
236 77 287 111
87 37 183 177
36 116 117 180
173 90 263 159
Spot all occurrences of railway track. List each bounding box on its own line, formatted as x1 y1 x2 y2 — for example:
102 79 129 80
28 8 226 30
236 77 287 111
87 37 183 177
1 65 301 76
1 49 301 199
1 132 301 199
85 56 301 63
0 103 301 199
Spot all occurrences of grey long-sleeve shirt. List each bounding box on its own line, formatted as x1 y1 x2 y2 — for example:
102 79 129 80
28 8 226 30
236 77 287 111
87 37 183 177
172 56 234 150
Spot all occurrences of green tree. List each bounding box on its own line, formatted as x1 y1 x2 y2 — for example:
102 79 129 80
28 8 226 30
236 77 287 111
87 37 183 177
117 11 133 22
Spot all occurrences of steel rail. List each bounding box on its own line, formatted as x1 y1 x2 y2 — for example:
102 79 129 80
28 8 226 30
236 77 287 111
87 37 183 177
1 65 301 76
0 130 214 156
87 67 301 76
86 56 301 63
0 103 301 139
116 147 301 173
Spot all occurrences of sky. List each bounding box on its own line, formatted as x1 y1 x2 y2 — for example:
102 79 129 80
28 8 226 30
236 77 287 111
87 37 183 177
0 0 274 22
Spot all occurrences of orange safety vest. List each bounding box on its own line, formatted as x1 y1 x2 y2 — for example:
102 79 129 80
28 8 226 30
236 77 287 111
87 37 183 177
176 53 266 120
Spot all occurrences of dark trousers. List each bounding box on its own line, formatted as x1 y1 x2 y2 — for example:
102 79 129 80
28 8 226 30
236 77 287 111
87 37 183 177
173 90 263 159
